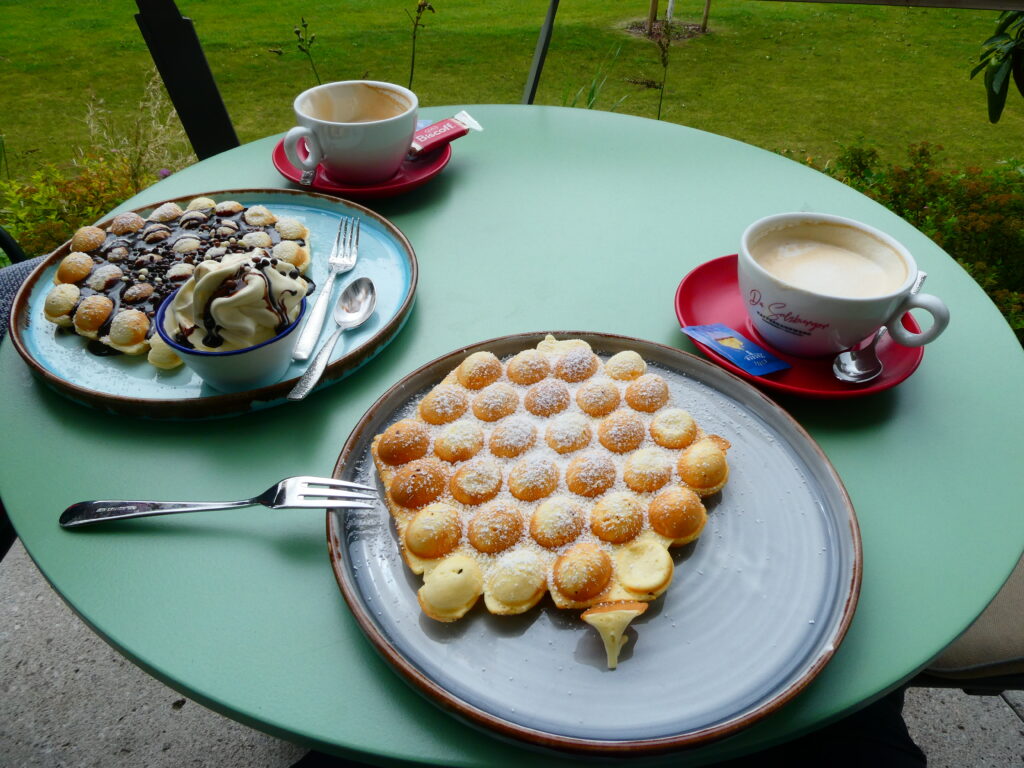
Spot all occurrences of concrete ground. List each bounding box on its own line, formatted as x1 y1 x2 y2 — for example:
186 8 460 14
2 540 1022 768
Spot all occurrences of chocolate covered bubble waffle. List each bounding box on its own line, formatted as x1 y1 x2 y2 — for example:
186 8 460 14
41 196 311 369
371 335 730 668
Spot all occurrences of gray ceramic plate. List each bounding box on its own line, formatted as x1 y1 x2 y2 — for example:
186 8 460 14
8 189 417 419
328 332 861 755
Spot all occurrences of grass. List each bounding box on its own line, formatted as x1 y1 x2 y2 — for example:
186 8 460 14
0 0 1021 181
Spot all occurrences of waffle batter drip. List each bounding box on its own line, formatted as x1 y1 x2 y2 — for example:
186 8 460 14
371 336 730 668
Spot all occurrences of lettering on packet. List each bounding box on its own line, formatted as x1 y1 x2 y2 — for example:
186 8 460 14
681 324 790 376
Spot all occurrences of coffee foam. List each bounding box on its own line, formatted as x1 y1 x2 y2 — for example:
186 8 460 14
750 222 907 298
302 83 410 123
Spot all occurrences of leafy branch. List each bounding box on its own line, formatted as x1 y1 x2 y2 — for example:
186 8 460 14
970 11 1024 123
295 17 321 85
270 17 321 86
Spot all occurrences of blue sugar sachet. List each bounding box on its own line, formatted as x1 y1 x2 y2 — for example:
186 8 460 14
681 324 791 376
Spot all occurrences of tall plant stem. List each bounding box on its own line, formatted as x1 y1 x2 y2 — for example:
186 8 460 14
407 3 435 91
409 25 418 89
0 135 9 180
655 27 671 121
306 52 321 85
294 18 321 86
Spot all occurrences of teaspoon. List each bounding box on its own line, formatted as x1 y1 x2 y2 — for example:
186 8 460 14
833 327 887 384
832 271 927 385
287 277 376 401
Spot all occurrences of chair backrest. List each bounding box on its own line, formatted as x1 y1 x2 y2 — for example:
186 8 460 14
0 225 29 265
134 0 239 160
523 0 561 105
0 499 15 560
0 253 43 561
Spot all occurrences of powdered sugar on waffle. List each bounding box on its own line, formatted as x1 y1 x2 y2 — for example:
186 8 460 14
372 335 729 624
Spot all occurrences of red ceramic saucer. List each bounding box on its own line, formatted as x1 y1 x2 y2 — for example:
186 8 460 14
674 255 925 399
272 138 451 199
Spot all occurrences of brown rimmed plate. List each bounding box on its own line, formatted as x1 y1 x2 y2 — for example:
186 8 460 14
327 331 861 756
8 189 417 420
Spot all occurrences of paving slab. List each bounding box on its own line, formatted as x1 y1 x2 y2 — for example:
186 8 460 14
903 686 1024 767
1005 690 1024 722
0 542 305 768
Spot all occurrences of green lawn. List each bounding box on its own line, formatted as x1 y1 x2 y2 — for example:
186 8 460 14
0 0 1021 181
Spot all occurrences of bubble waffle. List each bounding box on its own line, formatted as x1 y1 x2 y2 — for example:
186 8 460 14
41 197 311 369
371 335 731 667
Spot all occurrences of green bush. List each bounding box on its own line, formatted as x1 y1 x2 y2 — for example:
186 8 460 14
813 142 1024 346
0 154 156 264
0 69 192 267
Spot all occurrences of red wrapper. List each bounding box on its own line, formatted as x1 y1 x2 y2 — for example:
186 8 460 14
410 111 482 156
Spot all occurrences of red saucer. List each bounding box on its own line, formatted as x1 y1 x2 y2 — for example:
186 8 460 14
674 255 925 399
272 138 452 199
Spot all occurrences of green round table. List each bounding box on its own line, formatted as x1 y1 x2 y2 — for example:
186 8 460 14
3 105 1022 765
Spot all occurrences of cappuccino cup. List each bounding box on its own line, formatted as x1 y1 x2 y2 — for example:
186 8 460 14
738 213 950 357
283 81 418 185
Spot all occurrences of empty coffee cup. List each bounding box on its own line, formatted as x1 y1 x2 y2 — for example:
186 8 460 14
738 213 950 357
283 80 418 185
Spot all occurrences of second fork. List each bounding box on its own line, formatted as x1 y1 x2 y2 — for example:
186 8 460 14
292 216 361 361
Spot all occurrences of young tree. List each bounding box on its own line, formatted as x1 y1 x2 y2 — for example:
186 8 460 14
700 0 712 33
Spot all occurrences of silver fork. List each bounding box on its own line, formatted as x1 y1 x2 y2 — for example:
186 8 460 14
292 216 361 361
58 476 377 528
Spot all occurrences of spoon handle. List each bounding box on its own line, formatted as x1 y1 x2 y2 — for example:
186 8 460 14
292 270 338 361
287 326 345 401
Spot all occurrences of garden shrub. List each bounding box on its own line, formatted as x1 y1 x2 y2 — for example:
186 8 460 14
814 142 1024 346
0 154 152 263
0 69 192 267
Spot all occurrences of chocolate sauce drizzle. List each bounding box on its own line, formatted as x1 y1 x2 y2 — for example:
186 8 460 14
61 204 312 355
183 256 307 350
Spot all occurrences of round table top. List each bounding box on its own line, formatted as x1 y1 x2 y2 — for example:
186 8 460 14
3 104 1022 766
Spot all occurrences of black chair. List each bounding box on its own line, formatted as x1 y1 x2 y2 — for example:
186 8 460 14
1 224 29 265
523 0 560 104
134 0 239 160
0 497 13 561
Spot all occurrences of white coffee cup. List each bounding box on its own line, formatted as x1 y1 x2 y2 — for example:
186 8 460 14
738 213 950 357
283 80 418 185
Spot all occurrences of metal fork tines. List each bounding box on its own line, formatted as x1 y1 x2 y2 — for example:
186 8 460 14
292 216 361 361
58 476 378 528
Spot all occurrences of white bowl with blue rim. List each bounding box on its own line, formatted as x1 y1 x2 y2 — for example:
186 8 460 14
156 290 307 393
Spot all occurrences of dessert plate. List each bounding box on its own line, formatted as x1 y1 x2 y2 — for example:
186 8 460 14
328 331 861 755
271 138 452 199
675 255 925 399
8 189 417 419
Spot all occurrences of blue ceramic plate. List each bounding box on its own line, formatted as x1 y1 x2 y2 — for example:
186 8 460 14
9 189 417 419
328 332 861 755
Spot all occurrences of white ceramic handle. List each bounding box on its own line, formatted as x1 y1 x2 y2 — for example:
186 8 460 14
887 292 950 347
283 126 322 172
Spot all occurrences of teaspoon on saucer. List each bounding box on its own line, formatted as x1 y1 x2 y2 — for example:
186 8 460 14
832 271 927 385
833 327 887 384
